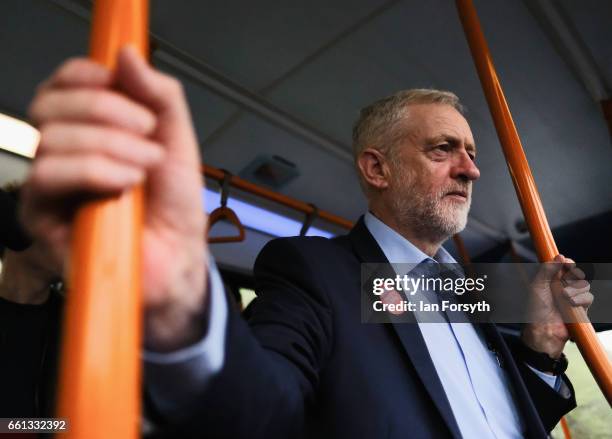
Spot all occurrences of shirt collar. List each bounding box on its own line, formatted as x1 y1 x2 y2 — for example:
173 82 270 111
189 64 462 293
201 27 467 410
363 211 457 265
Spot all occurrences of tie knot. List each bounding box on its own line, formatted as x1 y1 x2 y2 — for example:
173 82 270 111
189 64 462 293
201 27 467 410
409 259 440 279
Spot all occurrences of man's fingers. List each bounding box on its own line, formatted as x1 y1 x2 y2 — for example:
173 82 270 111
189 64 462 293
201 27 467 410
561 274 587 290
39 122 165 167
563 266 585 282
115 46 186 115
562 278 589 290
562 282 591 299
533 254 565 284
29 88 157 135
28 154 145 196
567 292 594 308
41 58 113 91
115 46 201 164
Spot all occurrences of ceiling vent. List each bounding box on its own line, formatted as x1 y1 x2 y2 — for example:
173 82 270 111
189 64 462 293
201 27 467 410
239 155 299 189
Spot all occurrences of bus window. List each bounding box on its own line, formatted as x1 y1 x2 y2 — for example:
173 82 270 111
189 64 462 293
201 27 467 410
551 330 612 438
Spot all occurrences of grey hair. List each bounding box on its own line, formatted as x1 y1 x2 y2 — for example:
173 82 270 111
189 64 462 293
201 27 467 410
352 89 465 194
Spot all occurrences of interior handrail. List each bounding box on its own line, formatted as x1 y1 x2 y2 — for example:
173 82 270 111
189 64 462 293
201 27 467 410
456 0 612 406
202 164 354 230
57 1 148 438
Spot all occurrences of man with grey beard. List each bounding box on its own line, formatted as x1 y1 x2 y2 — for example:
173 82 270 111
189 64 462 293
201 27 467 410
354 90 475 254
23 53 590 438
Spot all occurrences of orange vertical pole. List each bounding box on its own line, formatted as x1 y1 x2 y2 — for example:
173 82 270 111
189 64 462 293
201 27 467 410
56 1 148 438
452 234 476 277
456 0 612 406
560 417 573 439
452 234 472 265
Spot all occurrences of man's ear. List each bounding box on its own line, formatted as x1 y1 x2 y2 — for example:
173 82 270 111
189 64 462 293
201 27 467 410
357 148 390 190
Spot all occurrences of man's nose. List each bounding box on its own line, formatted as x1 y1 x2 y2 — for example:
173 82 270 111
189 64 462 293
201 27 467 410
451 151 480 181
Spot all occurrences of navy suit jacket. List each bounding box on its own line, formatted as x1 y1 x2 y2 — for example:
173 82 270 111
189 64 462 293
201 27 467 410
156 217 576 438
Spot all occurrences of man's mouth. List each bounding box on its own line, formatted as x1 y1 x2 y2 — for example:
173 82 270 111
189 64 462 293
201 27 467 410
444 190 468 201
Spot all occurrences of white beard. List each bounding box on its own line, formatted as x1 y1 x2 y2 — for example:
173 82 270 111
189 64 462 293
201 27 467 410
389 169 471 241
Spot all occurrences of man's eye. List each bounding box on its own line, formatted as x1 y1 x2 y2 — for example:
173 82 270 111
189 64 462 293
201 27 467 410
468 152 476 161
435 144 451 152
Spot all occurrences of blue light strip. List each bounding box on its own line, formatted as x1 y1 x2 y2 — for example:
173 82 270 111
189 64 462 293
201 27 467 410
203 188 335 238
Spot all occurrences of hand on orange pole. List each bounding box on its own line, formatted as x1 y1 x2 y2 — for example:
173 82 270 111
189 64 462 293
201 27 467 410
23 15 209 439
23 0 214 435
60 1 148 437
456 0 612 406
22 0 149 439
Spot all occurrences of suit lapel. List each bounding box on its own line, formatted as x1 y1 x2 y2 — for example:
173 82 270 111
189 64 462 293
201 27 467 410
348 217 462 439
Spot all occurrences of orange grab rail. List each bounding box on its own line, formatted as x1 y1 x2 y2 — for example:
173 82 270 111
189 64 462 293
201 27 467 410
56 1 149 438
202 164 354 230
456 0 612 405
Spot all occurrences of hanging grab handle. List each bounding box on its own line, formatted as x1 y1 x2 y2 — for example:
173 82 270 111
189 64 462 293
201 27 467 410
300 203 319 236
208 170 246 244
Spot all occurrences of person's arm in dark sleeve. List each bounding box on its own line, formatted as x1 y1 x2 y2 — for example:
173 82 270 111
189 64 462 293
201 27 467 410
144 256 228 419
150 237 333 439
505 335 576 432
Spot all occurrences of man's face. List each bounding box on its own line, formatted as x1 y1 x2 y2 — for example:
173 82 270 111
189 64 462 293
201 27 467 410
386 103 480 239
